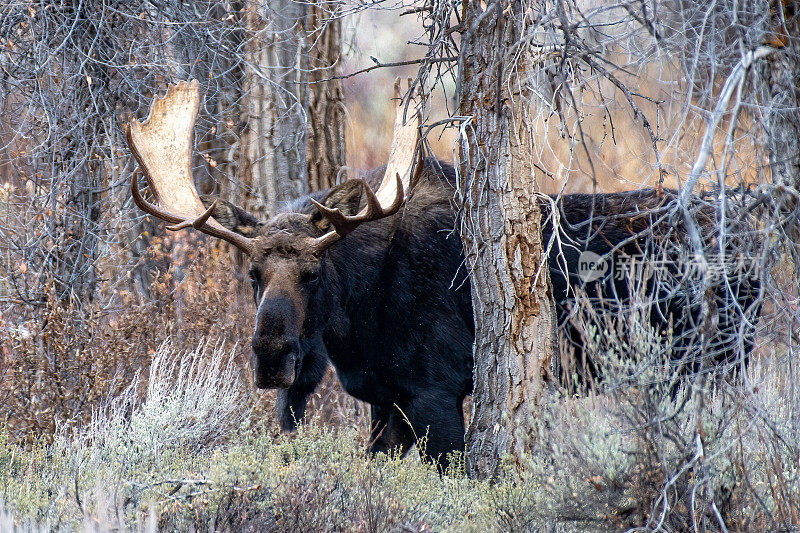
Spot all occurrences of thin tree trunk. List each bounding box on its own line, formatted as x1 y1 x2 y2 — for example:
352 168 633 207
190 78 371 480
763 2 800 190
241 0 311 216
240 0 344 214
458 0 556 480
762 2 800 278
52 6 109 305
307 1 345 191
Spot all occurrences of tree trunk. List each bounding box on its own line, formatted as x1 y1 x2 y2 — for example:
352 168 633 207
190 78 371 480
763 2 800 190
51 6 109 305
762 2 800 274
240 0 344 215
307 1 345 192
458 0 556 479
241 0 311 216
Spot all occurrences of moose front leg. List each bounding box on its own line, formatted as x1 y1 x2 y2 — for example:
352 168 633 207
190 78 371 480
368 404 415 458
405 391 466 473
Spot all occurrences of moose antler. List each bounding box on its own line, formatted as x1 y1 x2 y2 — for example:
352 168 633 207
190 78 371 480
309 79 423 254
124 80 255 256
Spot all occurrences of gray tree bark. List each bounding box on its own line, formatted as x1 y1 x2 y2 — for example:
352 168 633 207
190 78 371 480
763 3 800 190
760 1 800 282
241 0 344 215
241 0 309 216
458 0 557 479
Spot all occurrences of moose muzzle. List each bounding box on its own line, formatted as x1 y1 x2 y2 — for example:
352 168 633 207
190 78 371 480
251 294 301 389
250 343 297 389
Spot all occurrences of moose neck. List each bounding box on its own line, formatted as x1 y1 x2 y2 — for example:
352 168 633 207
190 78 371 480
322 220 398 317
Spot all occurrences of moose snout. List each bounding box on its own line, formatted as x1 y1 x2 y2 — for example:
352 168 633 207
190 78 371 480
250 294 302 388
251 335 299 389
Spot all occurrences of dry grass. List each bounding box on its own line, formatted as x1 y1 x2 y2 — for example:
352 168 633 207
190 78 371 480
1 318 798 531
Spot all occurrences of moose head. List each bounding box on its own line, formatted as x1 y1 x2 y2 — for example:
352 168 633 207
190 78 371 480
124 80 422 390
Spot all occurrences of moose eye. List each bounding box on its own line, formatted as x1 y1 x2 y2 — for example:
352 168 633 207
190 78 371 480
301 270 320 285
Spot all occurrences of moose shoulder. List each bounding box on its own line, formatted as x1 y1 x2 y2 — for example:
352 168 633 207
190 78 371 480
125 81 759 468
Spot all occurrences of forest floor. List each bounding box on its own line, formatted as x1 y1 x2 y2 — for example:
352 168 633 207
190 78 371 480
1 339 796 531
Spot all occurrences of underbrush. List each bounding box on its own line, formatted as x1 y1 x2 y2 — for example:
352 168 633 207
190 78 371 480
0 334 798 531
0 341 485 531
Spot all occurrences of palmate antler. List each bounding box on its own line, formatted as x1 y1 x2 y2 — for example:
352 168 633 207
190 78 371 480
125 79 422 256
125 80 255 255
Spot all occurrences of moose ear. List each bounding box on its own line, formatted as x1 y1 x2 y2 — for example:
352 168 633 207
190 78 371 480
310 179 363 232
200 195 266 237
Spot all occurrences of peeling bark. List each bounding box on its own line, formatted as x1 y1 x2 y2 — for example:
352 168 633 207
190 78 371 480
458 0 556 479
307 1 345 192
761 1 800 275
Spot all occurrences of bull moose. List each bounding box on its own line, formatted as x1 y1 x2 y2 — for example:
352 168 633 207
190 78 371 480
124 80 759 467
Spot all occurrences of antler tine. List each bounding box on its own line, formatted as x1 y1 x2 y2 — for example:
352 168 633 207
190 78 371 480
310 174 404 239
124 80 255 256
361 178 384 218
167 200 218 231
384 173 405 212
309 231 342 256
309 197 350 231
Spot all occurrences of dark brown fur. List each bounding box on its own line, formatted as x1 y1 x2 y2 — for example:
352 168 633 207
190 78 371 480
203 159 759 468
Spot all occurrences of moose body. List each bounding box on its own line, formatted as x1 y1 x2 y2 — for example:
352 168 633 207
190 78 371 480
125 81 759 469
229 161 475 460
245 160 758 465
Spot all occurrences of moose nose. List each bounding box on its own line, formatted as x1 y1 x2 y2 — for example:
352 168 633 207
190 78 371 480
250 338 298 389
255 313 286 340
254 295 296 339
251 335 296 358
251 294 301 388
